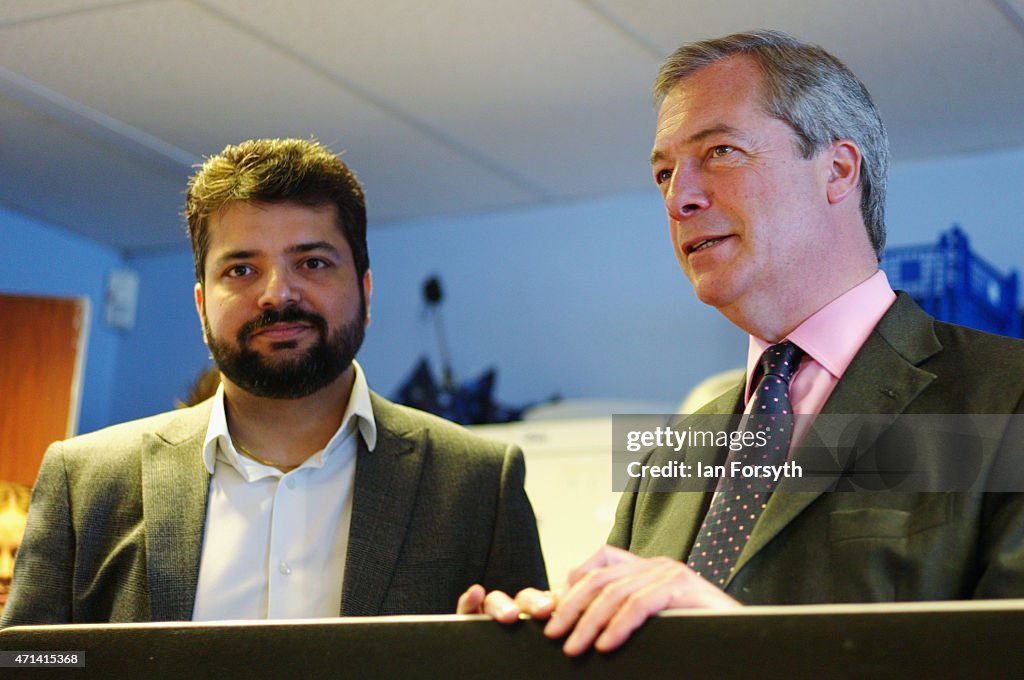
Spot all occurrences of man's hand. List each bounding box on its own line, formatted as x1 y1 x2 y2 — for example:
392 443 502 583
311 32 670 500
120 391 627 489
546 545 740 655
456 583 556 623
457 545 741 656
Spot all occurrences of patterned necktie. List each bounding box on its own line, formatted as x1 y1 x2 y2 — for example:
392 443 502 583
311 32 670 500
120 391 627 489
687 341 805 587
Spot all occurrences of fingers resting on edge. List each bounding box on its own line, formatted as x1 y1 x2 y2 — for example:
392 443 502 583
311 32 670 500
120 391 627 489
544 545 642 639
460 544 741 658
514 587 556 620
456 584 556 624
456 583 486 615
547 545 741 657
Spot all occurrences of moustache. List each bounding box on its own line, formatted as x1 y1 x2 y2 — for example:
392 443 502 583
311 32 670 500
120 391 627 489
237 307 328 344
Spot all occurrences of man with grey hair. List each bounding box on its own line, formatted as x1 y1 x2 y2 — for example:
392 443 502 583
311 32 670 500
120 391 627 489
460 29 1024 654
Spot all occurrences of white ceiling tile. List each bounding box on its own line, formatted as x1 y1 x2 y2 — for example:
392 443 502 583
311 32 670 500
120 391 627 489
201 0 662 193
0 0 132 26
0 90 190 252
598 0 1024 158
0 0 1022 251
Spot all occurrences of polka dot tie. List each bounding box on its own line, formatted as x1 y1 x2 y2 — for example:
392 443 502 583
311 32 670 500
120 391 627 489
687 341 805 587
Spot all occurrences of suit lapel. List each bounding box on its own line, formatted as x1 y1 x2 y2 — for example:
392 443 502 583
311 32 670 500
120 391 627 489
728 294 942 585
647 384 744 560
141 403 212 621
341 394 424 615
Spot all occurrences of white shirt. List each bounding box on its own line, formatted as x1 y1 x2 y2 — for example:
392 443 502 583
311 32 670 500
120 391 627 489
192 361 377 621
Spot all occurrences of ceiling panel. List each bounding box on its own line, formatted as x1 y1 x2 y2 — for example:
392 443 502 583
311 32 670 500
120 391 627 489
203 0 661 196
0 0 134 25
599 0 1024 158
0 0 1022 253
0 89 190 252
0 0 540 245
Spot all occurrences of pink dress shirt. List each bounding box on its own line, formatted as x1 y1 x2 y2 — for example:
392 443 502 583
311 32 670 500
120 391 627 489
744 270 897 445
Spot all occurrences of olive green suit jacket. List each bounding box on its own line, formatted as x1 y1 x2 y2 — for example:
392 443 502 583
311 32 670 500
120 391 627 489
609 294 1024 603
2 393 546 625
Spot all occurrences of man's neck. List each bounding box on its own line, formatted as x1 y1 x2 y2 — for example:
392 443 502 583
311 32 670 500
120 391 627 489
221 367 355 469
725 266 880 343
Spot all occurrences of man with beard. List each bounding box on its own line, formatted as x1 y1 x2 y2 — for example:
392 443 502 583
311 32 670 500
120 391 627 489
1 138 546 626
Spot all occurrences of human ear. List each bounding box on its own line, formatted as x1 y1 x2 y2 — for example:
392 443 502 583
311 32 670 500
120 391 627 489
826 139 862 205
362 270 373 328
194 282 209 345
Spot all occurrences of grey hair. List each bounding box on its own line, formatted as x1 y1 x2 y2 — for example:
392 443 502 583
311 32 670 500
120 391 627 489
654 30 888 259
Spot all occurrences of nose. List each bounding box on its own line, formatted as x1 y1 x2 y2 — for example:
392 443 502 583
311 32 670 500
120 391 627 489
257 267 300 308
664 164 710 222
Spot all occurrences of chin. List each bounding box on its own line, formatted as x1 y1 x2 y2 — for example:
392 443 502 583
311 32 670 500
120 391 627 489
690 278 736 309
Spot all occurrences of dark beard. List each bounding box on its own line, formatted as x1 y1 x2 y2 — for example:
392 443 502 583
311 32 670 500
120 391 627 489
205 305 365 399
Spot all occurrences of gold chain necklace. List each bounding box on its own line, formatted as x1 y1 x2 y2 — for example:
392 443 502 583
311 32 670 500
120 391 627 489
234 441 299 472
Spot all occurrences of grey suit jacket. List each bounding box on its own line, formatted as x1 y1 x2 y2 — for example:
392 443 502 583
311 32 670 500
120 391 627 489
609 294 1024 603
1 392 546 625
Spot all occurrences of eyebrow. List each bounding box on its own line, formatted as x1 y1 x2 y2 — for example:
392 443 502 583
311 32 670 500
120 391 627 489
289 241 342 257
213 241 343 267
649 123 743 165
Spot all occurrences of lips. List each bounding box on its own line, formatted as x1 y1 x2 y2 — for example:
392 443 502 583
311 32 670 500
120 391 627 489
250 322 311 338
684 235 730 255
237 307 327 345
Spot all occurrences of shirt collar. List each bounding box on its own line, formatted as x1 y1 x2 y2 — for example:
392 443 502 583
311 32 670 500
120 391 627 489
201 359 378 477
745 269 897 395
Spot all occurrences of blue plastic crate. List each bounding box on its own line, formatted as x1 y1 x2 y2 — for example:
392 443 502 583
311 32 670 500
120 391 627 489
881 226 1021 338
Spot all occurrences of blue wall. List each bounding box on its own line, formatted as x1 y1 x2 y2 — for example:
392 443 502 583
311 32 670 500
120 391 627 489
359 191 742 410
112 249 212 421
2 145 1023 431
0 205 124 433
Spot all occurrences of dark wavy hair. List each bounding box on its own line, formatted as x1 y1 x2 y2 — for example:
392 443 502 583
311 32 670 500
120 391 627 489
185 138 369 284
